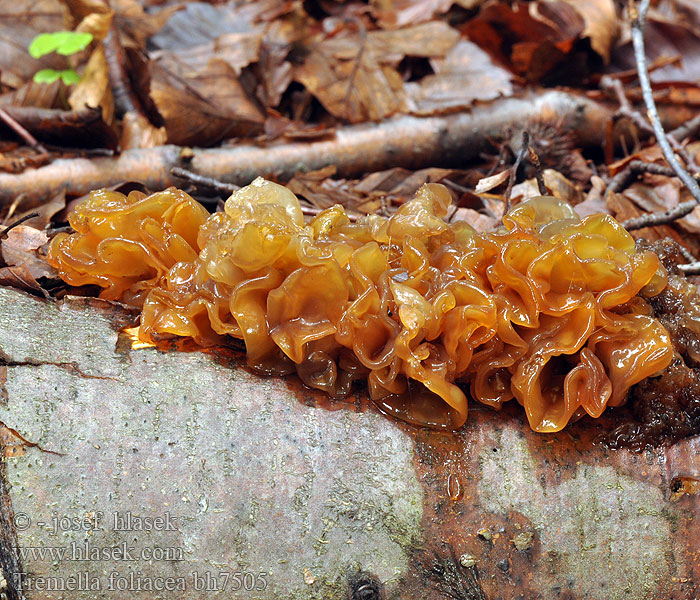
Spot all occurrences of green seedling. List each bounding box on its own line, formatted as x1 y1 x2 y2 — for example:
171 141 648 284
28 31 93 85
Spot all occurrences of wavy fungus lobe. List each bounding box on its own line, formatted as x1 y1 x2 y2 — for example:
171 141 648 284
48 178 673 432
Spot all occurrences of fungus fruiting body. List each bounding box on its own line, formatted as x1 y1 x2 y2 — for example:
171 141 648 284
48 178 673 432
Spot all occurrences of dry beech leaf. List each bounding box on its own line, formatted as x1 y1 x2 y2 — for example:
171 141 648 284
406 40 513 114
464 0 586 82
373 0 488 29
69 46 114 124
119 111 167 150
611 15 700 83
150 57 265 146
0 0 65 90
561 0 618 63
1 225 56 280
510 169 582 205
475 169 510 193
296 21 459 122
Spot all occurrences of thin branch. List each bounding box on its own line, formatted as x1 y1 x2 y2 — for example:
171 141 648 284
0 212 39 239
670 113 700 142
602 73 699 171
171 167 239 195
0 106 48 154
630 0 700 204
504 131 529 213
608 159 700 195
679 262 700 275
528 144 547 195
622 200 696 230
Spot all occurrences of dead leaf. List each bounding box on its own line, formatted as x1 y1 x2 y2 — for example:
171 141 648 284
406 40 513 114
150 57 265 146
1 225 55 280
119 111 167 150
510 169 582 205
611 15 700 83
574 175 610 218
450 206 497 231
463 1 587 82
475 169 509 193
0 0 65 90
296 21 459 122
69 46 114 124
561 0 618 63
0 262 51 296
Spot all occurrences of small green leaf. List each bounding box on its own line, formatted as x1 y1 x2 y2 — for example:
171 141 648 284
29 31 93 59
33 68 81 85
33 68 62 84
56 32 93 56
59 69 81 85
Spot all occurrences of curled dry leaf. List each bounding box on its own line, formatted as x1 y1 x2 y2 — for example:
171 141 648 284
611 14 700 83
463 0 587 82
475 169 509 194
1 225 56 280
561 0 618 63
510 169 582 205
68 46 114 124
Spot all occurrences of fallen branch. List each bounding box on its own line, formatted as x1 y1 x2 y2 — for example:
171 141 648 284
0 91 615 208
630 0 700 203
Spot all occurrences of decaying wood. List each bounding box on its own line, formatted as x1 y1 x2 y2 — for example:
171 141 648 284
0 91 616 208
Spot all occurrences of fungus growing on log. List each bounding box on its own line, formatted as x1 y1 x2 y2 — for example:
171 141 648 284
48 178 673 432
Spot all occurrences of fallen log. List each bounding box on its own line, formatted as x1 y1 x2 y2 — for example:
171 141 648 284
0 89 689 208
0 90 610 207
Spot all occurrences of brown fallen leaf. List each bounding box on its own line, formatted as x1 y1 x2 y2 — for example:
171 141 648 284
510 169 582 206
1 225 55 280
406 40 513 114
0 0 65 90
373 0 487 29
68 46 115 125
561 0 618 63
475 169 509 194
149 57 265 146
295 20 459 122
463 0 588 82
611 14 700 83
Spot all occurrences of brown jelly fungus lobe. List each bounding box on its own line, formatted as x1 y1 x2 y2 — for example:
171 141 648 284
48 178 673 432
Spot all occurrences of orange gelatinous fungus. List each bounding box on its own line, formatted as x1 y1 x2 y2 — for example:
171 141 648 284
47 178 674 432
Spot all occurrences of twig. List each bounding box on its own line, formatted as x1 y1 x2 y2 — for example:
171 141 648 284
670 113 700 142
528 144 547 195
0 212 39 239
630 0 700 203
504 131 529 213
608 159 700 195
171 167 239 195
622 200 696 230
602 73 698 171
0 106 48 155
679 262 700 275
